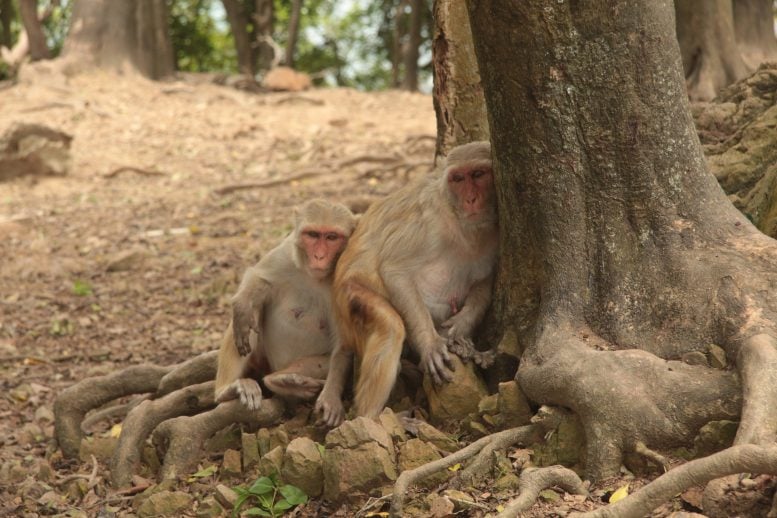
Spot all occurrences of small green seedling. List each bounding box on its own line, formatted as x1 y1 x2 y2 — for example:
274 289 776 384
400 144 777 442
231 473 308 517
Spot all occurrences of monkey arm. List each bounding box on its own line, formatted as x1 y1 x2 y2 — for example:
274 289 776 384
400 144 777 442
441 274 494 339
231 272 271 356
381 269 454 384
315 341 353 426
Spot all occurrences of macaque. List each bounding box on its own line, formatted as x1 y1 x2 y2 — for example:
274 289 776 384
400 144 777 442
214 199 357 410
315 141 498 425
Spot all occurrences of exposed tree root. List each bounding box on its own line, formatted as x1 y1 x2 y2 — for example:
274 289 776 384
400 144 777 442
575 445 777 518
102 166 166 178
156 351 217 396
54 364 173 458
497 465 588 518
389 424 540 517
80 397 147 433
152 398 285 480
110 381 216 488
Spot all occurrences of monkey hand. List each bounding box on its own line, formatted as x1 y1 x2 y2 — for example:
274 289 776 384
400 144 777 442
420 336 454 385
315 388 346 427
232 297 261 356
233 378 264 410
440 310 476 342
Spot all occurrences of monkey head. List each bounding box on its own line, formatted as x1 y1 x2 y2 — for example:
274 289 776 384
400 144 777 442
441 141 496 223
293 199 357 280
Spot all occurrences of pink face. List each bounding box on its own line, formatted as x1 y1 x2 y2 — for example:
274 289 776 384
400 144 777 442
447 165 494 217
300 226 348 278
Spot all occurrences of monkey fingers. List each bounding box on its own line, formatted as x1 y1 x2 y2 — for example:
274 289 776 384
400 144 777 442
421 341 455 385
315 391 346 427
263 373 325 400
235 378 263 410
232 313 255 356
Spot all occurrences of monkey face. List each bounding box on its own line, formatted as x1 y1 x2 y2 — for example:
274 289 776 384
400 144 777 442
447 165 495 218
299 226 348 279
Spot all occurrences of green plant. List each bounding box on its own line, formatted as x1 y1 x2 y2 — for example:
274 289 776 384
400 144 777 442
231 474 308 517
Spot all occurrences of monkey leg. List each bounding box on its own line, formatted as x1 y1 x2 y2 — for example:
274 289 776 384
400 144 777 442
263 354 329 400
354 302 407 419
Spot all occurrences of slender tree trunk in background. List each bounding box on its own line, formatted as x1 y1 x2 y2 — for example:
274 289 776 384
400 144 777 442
469 0 777 488
401 0 423 91
675 0 750 100
253 0 274 73
391 0 408 88
18 0 50 60
733 0 777 70
284 0 302 68
0 0 14 49
431 0 488 159
222 0 255 75
61 0 174 79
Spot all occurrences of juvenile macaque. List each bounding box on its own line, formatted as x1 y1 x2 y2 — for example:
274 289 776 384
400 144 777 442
315 141 498 425
214 199 357 410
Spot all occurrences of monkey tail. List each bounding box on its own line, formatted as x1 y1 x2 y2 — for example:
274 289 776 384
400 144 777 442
340 280 406 419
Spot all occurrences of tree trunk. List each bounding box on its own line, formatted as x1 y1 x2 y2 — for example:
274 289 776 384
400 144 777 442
469 0 777 484
431 0 488 159
18 0 49 60
61 0 174 79
675 0 750 101
284 0 302 68
253 0 274 73
222 0 255 76
0 0 14 49
401 0 423 91
391 0 409 88
733 0 777 70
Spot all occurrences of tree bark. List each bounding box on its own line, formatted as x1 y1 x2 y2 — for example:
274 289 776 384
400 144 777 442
391 0 409 88
733 0 777 70
1 0 15 49
675 0 750 100
401 0 424 91
253 0 274 73
431 0 488 159
61 0 174 79
18 0 49 60
222 0 255 76
284 0 303 68
469 0 777 484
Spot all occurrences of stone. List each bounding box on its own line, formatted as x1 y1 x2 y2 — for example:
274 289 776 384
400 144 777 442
213 484 238 509
242 432 261 469
196 496 224 518
137 490 193 517
414 421 458 453
681 351 708 366
424 355 487 425
79 436 119 464
497 380 534 427
531 413 585 468
325 417 394 451
398 439 450 488
262 66 312 92
257 428 271 456
539 488 561 502
258 445 284 476
379 408 408 443
478 393 498 414
106 248 149 272
494 472 521 491
34 405 55 424
428 495 455 517
0 123 72 181
281 437 324 497
707 344 727 369
694 420 738 456
222 449 242 476
442 489 478 510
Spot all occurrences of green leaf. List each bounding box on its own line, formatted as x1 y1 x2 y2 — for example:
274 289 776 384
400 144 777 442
248 476 275 496
279 484 308 505
187 464 217 481
272 499 294 512
244 508 273 517
258 493 274 509
232 487 249 497
72 279 93 296
231 494 250 518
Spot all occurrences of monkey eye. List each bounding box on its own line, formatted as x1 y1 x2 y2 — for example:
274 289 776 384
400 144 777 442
325 233 340 241
472 169 487 179
450 173 465 182
305 230 321 239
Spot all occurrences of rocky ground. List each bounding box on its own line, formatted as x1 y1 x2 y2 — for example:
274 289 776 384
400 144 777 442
0 67 775 517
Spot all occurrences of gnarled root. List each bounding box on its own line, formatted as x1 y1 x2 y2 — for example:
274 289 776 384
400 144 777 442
574 444 777 518
390 424 540 517
54 364 173 458
497 465 588 518
110 381 216 488
152 398 285 480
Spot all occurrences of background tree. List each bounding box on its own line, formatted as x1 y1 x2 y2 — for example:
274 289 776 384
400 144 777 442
400 0 424 90
0 0 14 49
733 0 777 70
468 0 777 512
18 0 49 60
168 0 234 72
222 0 255 75
283 0 302 67
61 0 174 79
675 0 750 100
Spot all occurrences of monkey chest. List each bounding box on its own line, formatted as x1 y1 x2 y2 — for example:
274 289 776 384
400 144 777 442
416 256 490 322
264 293 332 371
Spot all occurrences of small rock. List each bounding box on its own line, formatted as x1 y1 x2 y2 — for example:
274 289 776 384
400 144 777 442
478 393 498 414
262 66 312 92
281 437 324 497
540 488 561 502
414 421 458 453
497 380 533 427
196 496 224 518
258 445 284 476
137 490 193 517
379 408 408 443
667 513 708 518
682 351 708 366
257 428 271 456
222 449 242 476
398 439 449 488
242 432 261 469
442 489 477 510
468 420 489 436
37 490 64 510
36 461 55 482
428 495 455 517
707 344 727 369
214 484 238 509
17 422 44 446
325 417 394 451
494 473 521 491
424 356 487 425
106 248 149 272
79 436 119 464
694 420 737 456
34 406 55 424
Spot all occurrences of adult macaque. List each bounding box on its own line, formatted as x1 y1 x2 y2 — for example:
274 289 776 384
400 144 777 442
215 199 357 410
315 141 498 425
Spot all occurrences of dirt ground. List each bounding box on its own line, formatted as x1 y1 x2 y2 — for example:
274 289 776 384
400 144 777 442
2 72 772 517
0 72 439 516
